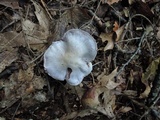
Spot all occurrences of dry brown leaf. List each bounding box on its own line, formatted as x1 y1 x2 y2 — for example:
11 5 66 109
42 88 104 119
98 68 122 89
113 21 119 31
21 1 50 51
82 86 104 108
100 32 114 51
1 65 47 108
31 0 50 36
157 27 160 39
0 31 25 51
0 48 18 73
140 57 160 98
117 106 132 113
0 0 19 9
22 19 48 42
115 24 125 41
102 0 120 5
82 86 115 118
101 90 116 118
22 19 47 51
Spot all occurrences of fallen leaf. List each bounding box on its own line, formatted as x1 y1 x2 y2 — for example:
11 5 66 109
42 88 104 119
117 106 132 113
115 24 125 41
0 31 25 51
98 68 122 89
82 86 104 108
82 86 115 118
100 32 114 51
101 90 116 118
140 57 160 98
1 65 47 108
0 48 18 73
102 0 120 5
157 27 160 39
113 21 119 31
22 19 47 51
0 0 19 9
31 0 50 36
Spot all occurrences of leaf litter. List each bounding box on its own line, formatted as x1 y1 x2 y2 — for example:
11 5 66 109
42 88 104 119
0 0 160 120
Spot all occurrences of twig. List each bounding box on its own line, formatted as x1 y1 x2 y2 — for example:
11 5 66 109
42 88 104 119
82 0 102 28
0 99 20 114
116 32 146 76
11 99 22 120
41 0 53 20
0 20 18 33
139 93 160 120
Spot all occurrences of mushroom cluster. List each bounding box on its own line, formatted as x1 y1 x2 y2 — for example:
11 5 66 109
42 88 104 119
44 29 97 86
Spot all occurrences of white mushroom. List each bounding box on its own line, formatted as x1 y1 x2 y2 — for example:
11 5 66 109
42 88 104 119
44 29 97 86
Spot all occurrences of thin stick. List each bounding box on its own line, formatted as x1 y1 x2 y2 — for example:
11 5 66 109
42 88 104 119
11 99 22 120
116 32 146 76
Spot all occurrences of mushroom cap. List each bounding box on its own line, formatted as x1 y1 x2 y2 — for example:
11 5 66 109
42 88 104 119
44 29 97 86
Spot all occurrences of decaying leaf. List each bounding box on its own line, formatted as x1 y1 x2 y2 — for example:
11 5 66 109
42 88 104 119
101 90 116 118
22 19 48 43
0 31 25 51
22 19 47 51
0 0 19 9
113 21 119 31
21 0 50 51
31 0 50 36
97 68 122 89
115 24 125 41
81 68 124 118
100 32 114 51
1 65 47 108
140 57 160 98
0 48 18 73
117 106 132 113
82 86 115 118
82 86 105 108
102 0 120 5
157 27 160 39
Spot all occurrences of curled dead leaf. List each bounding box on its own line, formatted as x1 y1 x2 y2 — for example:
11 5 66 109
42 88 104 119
100 32 114 51
0 0 19 9
113 21 119 32
157 27 160 39
115 24 125 41
82 86 104 108
82 86 115 118
98 68 122 89
0 48 18 73
31 0 50 35
140 57 160 98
